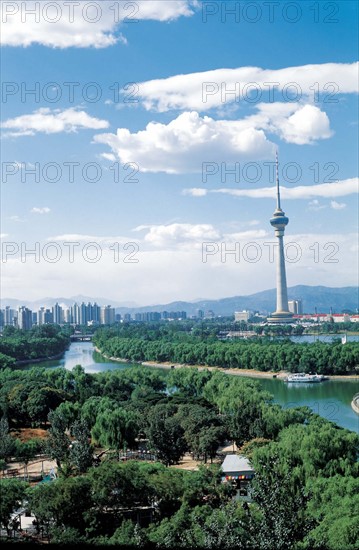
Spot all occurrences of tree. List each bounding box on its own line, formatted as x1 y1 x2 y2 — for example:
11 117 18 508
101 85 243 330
26 386 68 425
92 408 138 455
303 475 359 549
0 416 15 461
107 519 147 547
250 449 311 550
69 419 94 474
0 352 16 369
183 465 234 508
81 396 117 429
14 439 42 480
51 401 80 430
44 410 71 472
28 476 93 535
146 404 187 466
0 479 27 536
198 426 224 463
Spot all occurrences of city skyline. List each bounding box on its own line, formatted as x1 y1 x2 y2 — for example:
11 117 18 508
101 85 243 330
1 1 358 303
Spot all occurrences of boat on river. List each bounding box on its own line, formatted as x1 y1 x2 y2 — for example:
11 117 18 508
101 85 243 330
285 372 326 383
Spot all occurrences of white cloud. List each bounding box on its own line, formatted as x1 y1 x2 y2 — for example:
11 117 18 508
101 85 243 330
308 199 327 211
248 103 333 144
1 1 197 48
47 234 134 245
95 104 332 174
2 107 109 137
136 62 359 112
94 111 275 173
330 200 347 210
132 223 268 250
9 215 26 222
100 152 117 162
31 207 51 214
135 223 221 248
184 178 359 200
182 188 208 197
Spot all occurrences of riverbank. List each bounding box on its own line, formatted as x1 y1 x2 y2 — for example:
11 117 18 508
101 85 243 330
95 348 359 381
15 350 66 366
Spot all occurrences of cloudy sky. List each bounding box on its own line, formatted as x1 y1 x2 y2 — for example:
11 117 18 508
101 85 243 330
1 0 358 305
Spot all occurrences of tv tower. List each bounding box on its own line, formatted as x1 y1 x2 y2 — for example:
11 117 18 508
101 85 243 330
267 152 293 323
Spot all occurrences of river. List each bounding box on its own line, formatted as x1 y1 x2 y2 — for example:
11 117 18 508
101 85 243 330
38 342 358 433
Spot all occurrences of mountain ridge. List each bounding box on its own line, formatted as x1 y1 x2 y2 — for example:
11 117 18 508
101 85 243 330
1 286 358 316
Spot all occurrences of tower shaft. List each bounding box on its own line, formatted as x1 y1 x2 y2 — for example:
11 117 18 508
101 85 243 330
276 235 289 313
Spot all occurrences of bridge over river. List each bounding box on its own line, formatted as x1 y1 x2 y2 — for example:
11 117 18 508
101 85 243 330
70 334 93 342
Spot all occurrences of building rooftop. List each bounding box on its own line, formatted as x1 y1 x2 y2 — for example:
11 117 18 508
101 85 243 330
221 454 253 473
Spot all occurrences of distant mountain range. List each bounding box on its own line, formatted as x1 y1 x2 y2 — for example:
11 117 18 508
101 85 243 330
1 286 358 316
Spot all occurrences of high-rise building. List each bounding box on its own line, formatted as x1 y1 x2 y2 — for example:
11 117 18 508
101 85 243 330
4 306 16 326
52 302 64 324
18 306 33 330
38 307 45 325
64 308 71 324
92 303 101 324
101 305 115 325
79 302 89 325
267 153 294 324
71 303 80 325
288 300 303 315
38 307 53 325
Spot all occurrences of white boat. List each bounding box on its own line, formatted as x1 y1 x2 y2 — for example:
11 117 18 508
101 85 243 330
285 372 325 383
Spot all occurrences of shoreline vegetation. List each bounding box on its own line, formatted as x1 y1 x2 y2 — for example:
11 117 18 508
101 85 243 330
0 325 71 369
15 350 66 366
95 347 359 381
93 325 359 378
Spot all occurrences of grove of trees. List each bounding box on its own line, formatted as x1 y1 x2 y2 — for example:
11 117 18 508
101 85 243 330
0 325 71 367
93 324 359 375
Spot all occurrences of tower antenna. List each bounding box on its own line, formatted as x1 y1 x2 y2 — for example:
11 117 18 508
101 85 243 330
276 150 281 210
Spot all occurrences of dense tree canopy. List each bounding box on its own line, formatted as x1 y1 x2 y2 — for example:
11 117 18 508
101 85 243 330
94 325 359 375
0 346 358 548
0 325 70 366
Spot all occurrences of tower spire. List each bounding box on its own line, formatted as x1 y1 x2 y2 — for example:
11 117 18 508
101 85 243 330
276 150 281 210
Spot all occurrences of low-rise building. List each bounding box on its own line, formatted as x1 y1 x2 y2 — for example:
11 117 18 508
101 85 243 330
234 311 250 322
221 454 255 501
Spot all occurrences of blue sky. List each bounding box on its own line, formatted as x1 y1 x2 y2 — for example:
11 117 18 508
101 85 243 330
1 1 358 305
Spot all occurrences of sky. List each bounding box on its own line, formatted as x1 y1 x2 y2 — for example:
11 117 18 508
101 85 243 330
0 0 358 306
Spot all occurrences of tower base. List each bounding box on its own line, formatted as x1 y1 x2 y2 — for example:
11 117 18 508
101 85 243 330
267 311 294 324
